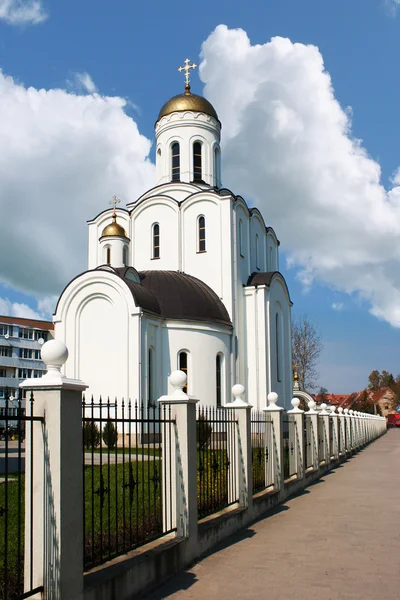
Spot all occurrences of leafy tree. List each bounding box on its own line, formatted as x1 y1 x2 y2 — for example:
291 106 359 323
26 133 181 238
291 315 323 392
368 370 381 391
102 421 118 449
196 414 212 451
380 370 395 388
83 422 100 450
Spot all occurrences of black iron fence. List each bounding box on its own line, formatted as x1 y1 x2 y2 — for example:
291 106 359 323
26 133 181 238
318 416 326 463
283 418 297 480
250 411 267 494
304 416 314 470
0 390 43 600
82 397 176 571
196 406 238 520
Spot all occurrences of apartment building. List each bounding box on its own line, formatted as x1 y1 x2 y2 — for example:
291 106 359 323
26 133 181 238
0 315 54 421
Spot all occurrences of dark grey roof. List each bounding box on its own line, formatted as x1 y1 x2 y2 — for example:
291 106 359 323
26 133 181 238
114 269 232 328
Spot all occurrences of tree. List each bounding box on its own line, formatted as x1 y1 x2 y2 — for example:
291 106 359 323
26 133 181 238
318 387 328 403
380 370 395 388
102 421 118 449
291 315 323 392
368 370 381 391
83 422 100 450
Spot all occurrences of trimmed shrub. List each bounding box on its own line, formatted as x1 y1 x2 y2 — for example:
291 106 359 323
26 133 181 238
196 414 212 451
83 422 100 450
102 421 118 449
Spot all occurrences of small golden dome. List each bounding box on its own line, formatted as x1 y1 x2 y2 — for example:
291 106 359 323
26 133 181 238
101 215 128 238
157 87 219 123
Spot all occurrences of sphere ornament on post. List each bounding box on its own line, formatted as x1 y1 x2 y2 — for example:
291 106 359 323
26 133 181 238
226 383 250 408
337 407 344 415
41 339 69 375
157 370 198 404
330 405 337 414
320 402 329 415
288 397 303 413
307 399 317 413
264 391 283 411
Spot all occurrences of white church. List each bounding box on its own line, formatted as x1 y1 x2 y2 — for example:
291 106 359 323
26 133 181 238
54 60 293 411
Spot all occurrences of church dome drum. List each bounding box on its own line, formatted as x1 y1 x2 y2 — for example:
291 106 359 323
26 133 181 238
157 91 219 123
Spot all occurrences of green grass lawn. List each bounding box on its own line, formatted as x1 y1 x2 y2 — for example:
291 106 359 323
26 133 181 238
0 475 24 600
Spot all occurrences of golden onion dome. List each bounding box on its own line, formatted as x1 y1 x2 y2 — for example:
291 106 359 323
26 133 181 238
101 214 128 239
157 86 219 123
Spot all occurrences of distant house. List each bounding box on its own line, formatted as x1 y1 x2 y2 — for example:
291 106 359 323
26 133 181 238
315 388 398 418
313 393 351 407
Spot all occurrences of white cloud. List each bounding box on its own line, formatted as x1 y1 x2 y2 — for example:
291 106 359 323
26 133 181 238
332 302 344 311
384 0 400 17
0 297 42 320
69 72 98 94
0 0 47 25
200 25 400 328
0 70 155 298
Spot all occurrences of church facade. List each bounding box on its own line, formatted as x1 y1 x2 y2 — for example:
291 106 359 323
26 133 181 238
54 64 293 410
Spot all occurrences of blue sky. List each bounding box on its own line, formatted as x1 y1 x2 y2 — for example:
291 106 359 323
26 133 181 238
1 0 400 393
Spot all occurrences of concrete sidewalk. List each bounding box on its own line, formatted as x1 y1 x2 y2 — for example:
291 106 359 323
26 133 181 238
145 430 400 600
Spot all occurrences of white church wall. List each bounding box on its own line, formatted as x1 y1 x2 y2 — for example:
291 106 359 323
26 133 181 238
163 321 232 406
244 285 269 410
131 198 180 272
128 182 202 207
54 272 141 407
249 214 267 274
267 278 292 411
267 231 279 272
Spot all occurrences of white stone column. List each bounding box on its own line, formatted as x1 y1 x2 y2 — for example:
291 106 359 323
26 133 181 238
329 406 339 460
287 398 304 479
349 410 355 451
306 399 319 471
158 371 199 542
344 408 351 453
20 340 87 600
263 392 284 492
225 384 252 508
337 407 345 455
319 403 330 465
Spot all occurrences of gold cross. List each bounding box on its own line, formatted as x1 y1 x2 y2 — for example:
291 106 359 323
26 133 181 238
178 58 197 87
109 195 120 215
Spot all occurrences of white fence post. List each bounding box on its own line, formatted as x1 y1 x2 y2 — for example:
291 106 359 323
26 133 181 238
263 392 284 492
344 408 351 453
158 371 198 542
319 403 330 465
329 406 339 460
287 398 304 479
226 384 252 508
306 399 319 471
20 340 87 600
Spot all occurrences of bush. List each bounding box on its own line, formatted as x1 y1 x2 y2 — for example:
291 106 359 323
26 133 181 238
196 415 212 451
102 421 118 449
83 422 100 450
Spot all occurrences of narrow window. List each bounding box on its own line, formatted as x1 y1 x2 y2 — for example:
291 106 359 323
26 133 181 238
171 142 180 181
148 348 154 406
123 246 128 266
276 313 281 382
106 246 111 265
239 220 244 257
198 216 206 252
152 223 160 259
193 142 202 181
256 234 260 270
216 355 222 407
179 351 188 394
214 146 220 187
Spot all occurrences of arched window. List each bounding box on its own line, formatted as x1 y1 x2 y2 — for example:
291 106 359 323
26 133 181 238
152 223 160 259
239 220 244 257
255 234 260 270
214 146 220 187
276 312 281 382
171 142 180 181
193 142 202 181
198 216 206 252
179 351 188 394
148 348 154 406
216 354 222 407
123 245 128 267
106 246 111 265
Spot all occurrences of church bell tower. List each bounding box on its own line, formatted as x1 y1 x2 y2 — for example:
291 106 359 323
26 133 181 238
154 59 221 188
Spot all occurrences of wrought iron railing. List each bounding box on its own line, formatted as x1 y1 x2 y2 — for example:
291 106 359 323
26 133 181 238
304 416 314 470
196 406 238 520
0 389 43 600
82 397 176 570
318 416 326 463
250 411 267 494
